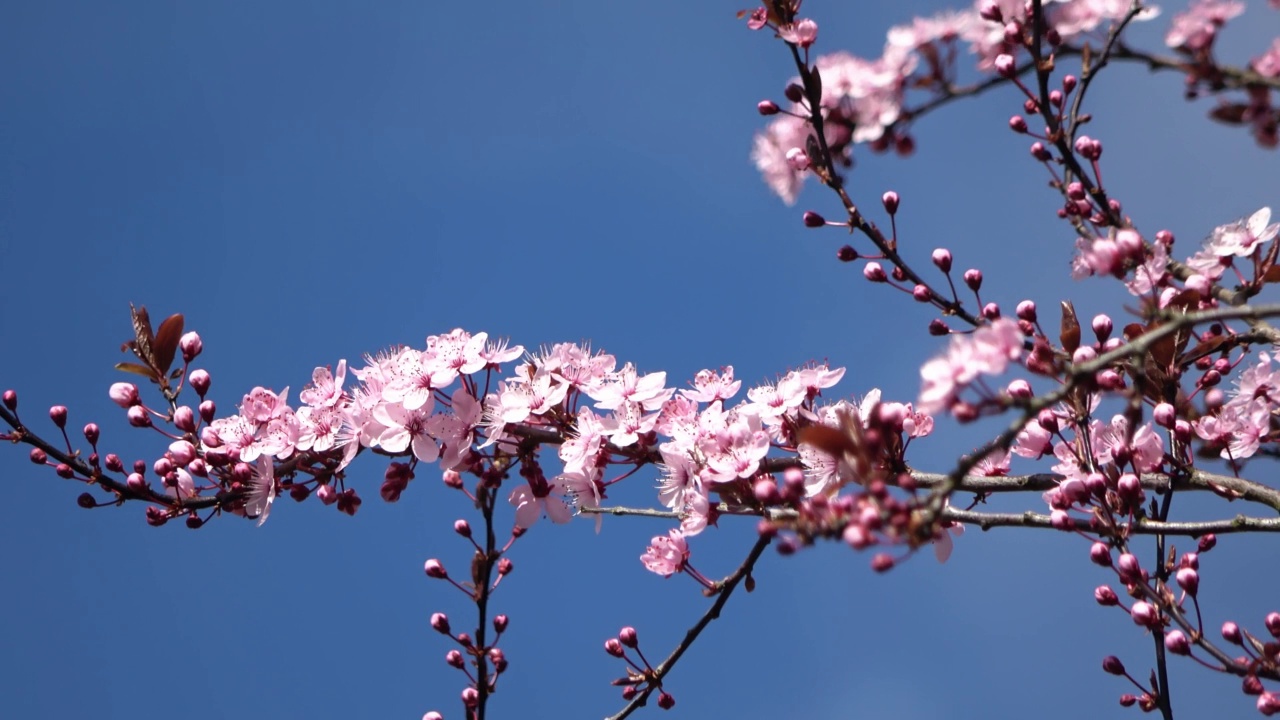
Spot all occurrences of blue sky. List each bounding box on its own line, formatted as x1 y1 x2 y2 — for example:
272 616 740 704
2 2 1279 718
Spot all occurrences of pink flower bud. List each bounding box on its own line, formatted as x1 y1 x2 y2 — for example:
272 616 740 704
753 478 780 504
127 406 151 427
430 612 450 634
882 191 899 214
1176 567 1199 597
979 0 1002 22
803 210 826 227
1008 115 1028 133
424 559 448 579
498 557 513 576
1030 142 1052 161
604 638 625 657
109 383 140 408
1130 601 1156 627
1164 630 1190 655
179 331 203 362
461 687 478 708
994 53 1016 77
870 553 895 573
1050 509 1073 530
785 147 810 171
1117 474 1143 504
1037 409 1059 434
1095 586 1119 606
168 440 196 466
2 389 16 411
931 248 953 273
1090 543 1112 567
49 405 68 429
453 519 471 537
83 423 100 445
1007 379 1032 400
757 100 779 115
658 692 676 710
1222 621 1243 644
57 464 75 479
493 614 508 633
619 627 638 648
1259 692 1280 716
784 83 804 103
928 319 950 336
127 473 147 492
910 284 931 302
1117 553 1141 581
317 483 338 505
445 649 464 668
1267 612 1280 639
188 369 211 396
963 269 982 291
863 262 887 282
1074 135 1102 160
1102 655 1125 675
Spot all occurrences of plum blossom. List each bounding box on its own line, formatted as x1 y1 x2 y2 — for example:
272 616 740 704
373 401 440 464
1202 207 1278 258
1046 0 1159 40
918 318 1024 414
244 456 275 527
1194 398 1271 460
752 115 812 205
1165 0 1244 52
299 360 347 407
509 477 573 529
681 366 742 403
641 529 689 577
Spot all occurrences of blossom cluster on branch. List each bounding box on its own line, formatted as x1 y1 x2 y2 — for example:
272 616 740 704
5 0 1280 718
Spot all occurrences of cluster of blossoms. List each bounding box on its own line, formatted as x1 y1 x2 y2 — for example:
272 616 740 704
96 322 954 576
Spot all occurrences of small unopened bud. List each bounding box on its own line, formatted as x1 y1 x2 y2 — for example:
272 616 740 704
2 389 16 411
173 406 196 432
1090 542 1112 567
83 423 100 445
753 478 780 504
77 492 96 508
928 319 950 336
317 483 338 505
911 284 931 302
1176 567 1199 596
1030 142 1052 162
454 519 472 537
1008 115 1027 133
179 332 203 362
604 638 625 657
49 405 68 429
881 191 899 214
56 463 75 479
127 406 151 427
657 692 676 710
188 369 212 396
931 248 952 273
1095 586 1119 606
1006 379 1032 400
803 210 826 227
424 559 448 579
994 53 1016 78
757 99 779 115
1222 622 1243 644
446 649 465 668
1267 612 1280 639
430 612 451 634
494 614 509 633
870 553 895 573
863 262 887 282
1130 601 1156 627
1102 655 1125 675
836 245 858 262
784 83 804 103
619 627 638 648
461 688 478 708
1164 630 1190 655
963 268 982 291
498 557 513 576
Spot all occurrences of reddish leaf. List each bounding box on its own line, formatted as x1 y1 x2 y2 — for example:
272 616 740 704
126 304 156 369
153 313 185 375
114 361 158 380
1060 301 1081 355
1263 265 1280 283
797 423 854 457
1209 103 1249 125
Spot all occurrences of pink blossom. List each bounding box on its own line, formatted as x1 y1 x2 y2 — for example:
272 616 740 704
295 403 344 453
887 9 979 51
1253 39 1280 78
1203 207 1278 258
299 360 347 408
778 18 819 48
509 478 572 529
244 457 275 527
422 328 489 388
373 401 440 463
918 318 1024 414
681 366 742 403
1125 240 1169 295
430 387 483 470
752 115 811 205
641 529 689 577
1165 0 1245 51
973 448 1010 476
1013 419 1053 458
1194 398 1271 460
588 363 671 411
933 518 964 563
1047 0 1159 40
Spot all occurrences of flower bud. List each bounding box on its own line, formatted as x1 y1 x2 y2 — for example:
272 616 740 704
77 492 95 508
498 557 513 576
757 100 779 115
430 612 451 634
994 53 1016 78
49 405 68 429
1030 142 1052 162
317 483 338 505
1008 115 1027 133
179 332 203 362
882 191 899 214
658 692 676 710
1006 379 1032 400
1164 630 1190 655
1175 567 1199 597
619 627 638 648
1095 586 1119 606
1090 542 1112 567
127 406 151 427
802 210 826 227
83 423 100 445
109 383 139 408
453 519 472 537
461 688 478 708
931 248 953 273
173 406 196 433
605 638 625 657
1130 601 1156 627
188 369 212 396
1222 622 1243 644
928 319 950 336
1267 612 1280 639
2 389 16 411
784 83 804 103
1117 553 1141 582
494 614 509 633
424 559 448 579
1102 655 1125 675
963 269 982 291
863 262 887 282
